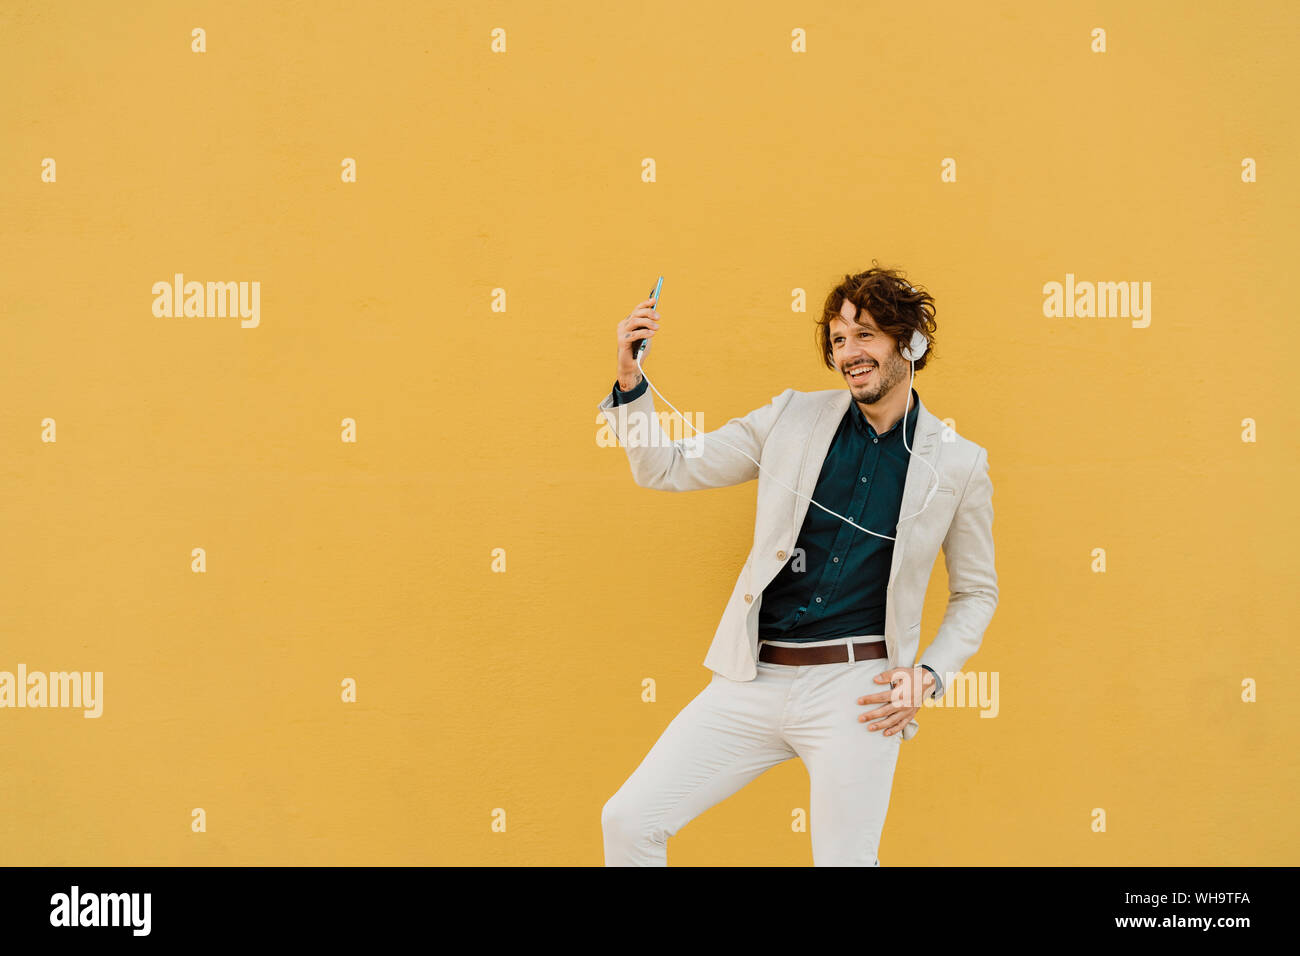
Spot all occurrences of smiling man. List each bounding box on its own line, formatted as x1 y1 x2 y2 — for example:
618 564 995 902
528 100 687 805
597 263 998 866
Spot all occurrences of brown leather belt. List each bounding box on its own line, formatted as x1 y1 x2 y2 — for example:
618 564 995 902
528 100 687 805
759 640 887 665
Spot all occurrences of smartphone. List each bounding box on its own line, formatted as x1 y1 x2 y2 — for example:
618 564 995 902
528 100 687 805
636 276 663 362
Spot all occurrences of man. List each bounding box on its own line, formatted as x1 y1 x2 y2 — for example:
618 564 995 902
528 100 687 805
597 265 998 865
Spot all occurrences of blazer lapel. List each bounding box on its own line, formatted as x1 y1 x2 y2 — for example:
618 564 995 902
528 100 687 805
790 390 852 535
888 395 942 587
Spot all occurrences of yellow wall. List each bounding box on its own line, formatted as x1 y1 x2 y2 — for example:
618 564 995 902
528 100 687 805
1 0 1295 865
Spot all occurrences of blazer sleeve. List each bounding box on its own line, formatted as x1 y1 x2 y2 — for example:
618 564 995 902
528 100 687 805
597 382 795 492
918 446 998 684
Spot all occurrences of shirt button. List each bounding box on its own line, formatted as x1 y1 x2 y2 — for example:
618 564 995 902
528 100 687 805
777 550 786 560
832 556 839 563
873 438 878 444
744 593 753 603
860 476 867 483
815 597 822 603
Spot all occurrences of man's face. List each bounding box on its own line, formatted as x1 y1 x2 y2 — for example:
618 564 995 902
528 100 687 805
829 299 908 405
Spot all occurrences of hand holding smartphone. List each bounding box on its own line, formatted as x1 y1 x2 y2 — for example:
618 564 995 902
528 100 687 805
635 276 664 363
615 277 662 391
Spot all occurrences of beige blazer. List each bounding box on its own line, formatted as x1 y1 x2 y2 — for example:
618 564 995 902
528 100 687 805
598 382 998 740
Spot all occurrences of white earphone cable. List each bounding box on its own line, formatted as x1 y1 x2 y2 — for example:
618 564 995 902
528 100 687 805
609 350 941 542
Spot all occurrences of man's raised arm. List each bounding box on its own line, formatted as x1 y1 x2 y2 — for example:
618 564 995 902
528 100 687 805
598 379 794 493
600 292 794 493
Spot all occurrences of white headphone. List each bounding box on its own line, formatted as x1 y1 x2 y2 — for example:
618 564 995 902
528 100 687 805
900 327 928 362
603 294 939 542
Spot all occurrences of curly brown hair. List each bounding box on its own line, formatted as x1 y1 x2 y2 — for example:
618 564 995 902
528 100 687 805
815 261 937 373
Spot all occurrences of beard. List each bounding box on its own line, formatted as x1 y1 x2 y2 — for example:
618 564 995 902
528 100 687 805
847 353 907 404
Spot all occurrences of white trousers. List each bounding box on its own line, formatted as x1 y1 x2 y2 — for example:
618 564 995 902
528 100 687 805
602 636 902 866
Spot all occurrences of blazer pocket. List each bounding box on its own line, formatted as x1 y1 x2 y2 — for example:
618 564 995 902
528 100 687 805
936 485 956 495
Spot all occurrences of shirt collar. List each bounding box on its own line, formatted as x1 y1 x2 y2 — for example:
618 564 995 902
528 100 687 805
848 387 920 440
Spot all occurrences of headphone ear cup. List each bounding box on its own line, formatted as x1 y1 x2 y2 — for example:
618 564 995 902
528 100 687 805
902 329 928 362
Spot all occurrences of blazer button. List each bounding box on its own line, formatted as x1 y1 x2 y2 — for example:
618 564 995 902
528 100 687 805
744 593 753 604
776 550 786 560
